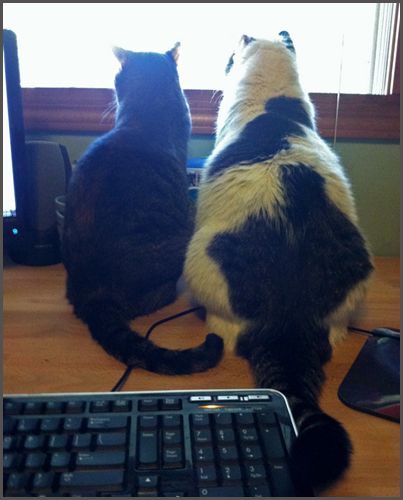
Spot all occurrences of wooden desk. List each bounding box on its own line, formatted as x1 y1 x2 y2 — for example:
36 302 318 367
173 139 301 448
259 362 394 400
3 257 400 497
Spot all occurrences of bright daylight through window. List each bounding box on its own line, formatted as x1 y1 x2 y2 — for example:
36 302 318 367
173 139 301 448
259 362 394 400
3 3 399 94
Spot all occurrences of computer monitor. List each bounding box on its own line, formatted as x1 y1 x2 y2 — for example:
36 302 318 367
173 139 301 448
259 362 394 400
3 29 28 254
3 29 70 265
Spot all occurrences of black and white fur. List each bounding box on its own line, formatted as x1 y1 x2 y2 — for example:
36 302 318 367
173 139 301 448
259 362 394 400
184 33 373 490
62 44 223 375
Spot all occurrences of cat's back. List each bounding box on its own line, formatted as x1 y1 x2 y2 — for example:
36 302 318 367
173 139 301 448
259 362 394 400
64 126 190 257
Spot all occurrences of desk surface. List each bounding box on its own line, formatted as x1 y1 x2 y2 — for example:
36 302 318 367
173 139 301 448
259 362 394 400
3 256 400 497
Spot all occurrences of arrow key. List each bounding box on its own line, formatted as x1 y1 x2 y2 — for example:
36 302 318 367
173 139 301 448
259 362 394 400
138 475 159 488
137 474 159 497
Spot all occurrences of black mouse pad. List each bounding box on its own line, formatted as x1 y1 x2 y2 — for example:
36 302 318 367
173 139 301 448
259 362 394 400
338 336 400 422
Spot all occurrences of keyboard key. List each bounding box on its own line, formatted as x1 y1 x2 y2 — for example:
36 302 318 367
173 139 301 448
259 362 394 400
199 486 245 496
234 412 254 425
217 445 239 461
268 460 296 496
137 488 159 497
196 464 217 484
59 469 124 491
139 398 159 411
91 400 111 412
4 417 15 434
139 415 158 428
65 401 85 413
87 416 127 430
137 475 159 496
259 425 285 459
50 451 71 468
213 413 232 426
241 444 263 461
247 394 271 401
5 472 30 495
25 451 47 468
112 399 131 412
31 471 55 494
239 427 258 442
194 445 215 462
191 413 210 427
17 418 38 433
23 434 45 450
256 411 277 425
45 401 64 414
220 463 242 483
23 401 43 414
4 400 23 415
189 396 212 402
162 490 186 497
247 483 272 496
193 428 212 444
47 433 69 449
244 462 267 483
76 450 126 467
163 414 182 428
63 417 83 431
138 430 158 469
161 397 181 410
72 433 92 449
3 452 22 471
162 446 184 469
40 417 61 432
138 475 159 488
95 432 126 447
216 395 239 401
215 427 235 443
3 435 14 450
163 429 182 445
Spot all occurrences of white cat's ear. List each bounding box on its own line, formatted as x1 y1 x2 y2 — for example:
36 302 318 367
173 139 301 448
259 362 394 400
279 31 295 53
166 42 181 65
113 46 128 66
239 35 255 48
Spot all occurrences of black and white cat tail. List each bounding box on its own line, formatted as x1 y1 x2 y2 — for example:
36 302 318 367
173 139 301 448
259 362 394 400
237 321 352 492
77 298 224 375
288 398 352 492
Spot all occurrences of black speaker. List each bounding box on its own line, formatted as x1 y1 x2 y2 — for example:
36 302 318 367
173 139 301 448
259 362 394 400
7 140 72 266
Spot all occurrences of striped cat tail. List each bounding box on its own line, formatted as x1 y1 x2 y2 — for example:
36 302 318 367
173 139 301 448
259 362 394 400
237 321 352 491
78 298 224 375
288 398 352 491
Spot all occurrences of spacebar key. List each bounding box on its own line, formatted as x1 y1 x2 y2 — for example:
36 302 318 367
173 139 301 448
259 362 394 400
59 470 125 492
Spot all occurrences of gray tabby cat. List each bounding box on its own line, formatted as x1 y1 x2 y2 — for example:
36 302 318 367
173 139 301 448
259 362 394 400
62 44 223 374
184 33 373 490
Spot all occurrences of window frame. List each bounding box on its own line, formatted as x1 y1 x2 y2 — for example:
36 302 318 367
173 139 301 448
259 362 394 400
21 27 400 141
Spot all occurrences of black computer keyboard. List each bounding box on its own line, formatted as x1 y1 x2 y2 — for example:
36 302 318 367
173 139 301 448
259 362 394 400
3 389 312 497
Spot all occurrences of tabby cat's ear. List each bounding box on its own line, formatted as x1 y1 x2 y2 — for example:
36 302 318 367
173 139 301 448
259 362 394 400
112 46 129 66
166 42 181 65
279 31 295 53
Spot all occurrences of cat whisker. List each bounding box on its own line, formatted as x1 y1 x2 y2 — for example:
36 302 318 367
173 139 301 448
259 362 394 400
210 89 223 105
101 99 118 123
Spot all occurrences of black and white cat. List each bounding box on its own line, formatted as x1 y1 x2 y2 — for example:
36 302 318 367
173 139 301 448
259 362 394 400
62 44 223 374
184 33 373 489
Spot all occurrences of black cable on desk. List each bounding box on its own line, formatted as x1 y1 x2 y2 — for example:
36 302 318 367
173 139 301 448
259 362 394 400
111 321 399 391
111 306 203 392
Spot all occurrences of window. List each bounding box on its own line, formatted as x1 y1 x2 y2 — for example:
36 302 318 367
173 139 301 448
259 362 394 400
3 3 400 139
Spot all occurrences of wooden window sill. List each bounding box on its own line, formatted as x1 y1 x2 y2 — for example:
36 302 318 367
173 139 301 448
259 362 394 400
22 88 399 140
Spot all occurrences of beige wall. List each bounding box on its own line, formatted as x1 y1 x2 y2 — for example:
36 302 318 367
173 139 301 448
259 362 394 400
28 133 400 256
